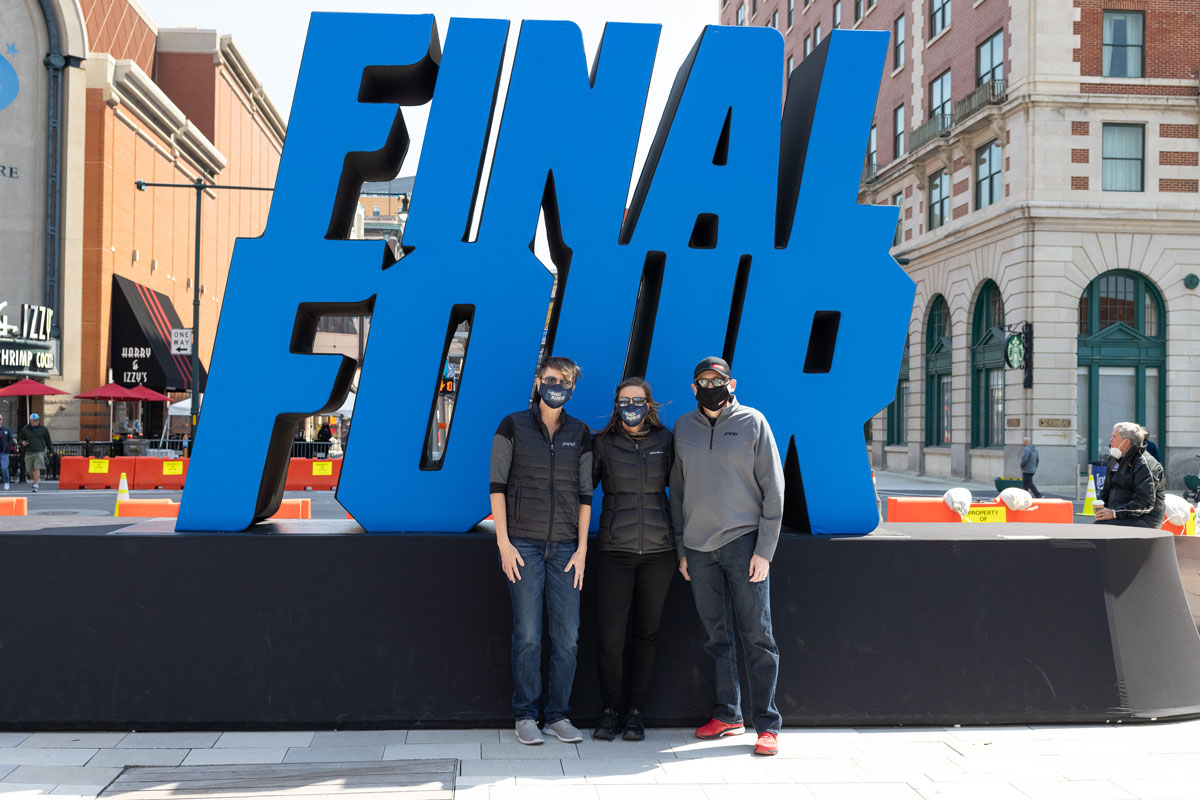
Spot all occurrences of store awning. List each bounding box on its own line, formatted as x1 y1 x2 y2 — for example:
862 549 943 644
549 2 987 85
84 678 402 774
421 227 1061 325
110 275 208 392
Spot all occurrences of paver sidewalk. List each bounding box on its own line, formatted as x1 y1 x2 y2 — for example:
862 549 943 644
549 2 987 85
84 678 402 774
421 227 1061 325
2 721 1199 799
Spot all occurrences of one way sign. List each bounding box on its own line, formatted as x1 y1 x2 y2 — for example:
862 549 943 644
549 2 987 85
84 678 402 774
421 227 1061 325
171 328 193 355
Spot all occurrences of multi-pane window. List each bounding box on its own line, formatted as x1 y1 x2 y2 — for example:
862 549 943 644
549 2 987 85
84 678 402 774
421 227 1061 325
854 0 864 22
867 124 877 171
930 0 950 37
894 16 905 69
833 1 842 28
892 191 904 246
975 140 1002 209
1102 123 1144 192
926 296 952 447
928 170 950 230
772 10 779 28
977 30 1004 85
737 3 745 25
972 281 1006 449
751 0 757 16
1103 11 1144 78
815 23 822 44
888 336 910 446
788 0 795 28
787 55 795 83
893 105 905 159
804 35 812 57
930 69 952 121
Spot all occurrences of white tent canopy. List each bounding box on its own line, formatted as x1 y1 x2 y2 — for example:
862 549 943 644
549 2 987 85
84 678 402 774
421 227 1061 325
168 395 202 416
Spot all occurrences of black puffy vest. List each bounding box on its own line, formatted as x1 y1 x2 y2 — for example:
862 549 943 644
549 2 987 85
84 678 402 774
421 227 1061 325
505 408 591 543
593 426 675 554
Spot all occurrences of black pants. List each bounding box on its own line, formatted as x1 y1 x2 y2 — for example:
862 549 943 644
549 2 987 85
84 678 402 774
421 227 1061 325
1095 515 1161 528
1022 472 1042 498
595 549 677 710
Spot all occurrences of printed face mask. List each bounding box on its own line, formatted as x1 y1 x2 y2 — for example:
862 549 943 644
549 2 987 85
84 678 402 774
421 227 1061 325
538 381 572 409
620 404 649 428
695 383 730 412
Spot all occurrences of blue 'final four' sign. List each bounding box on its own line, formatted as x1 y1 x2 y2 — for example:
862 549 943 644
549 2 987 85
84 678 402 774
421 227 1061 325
176 14 915 535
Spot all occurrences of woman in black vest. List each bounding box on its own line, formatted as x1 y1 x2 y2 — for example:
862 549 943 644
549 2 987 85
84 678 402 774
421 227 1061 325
591 377 676 741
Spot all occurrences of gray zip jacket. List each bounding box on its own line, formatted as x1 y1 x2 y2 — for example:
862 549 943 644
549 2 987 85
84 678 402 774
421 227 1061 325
669 397 785 561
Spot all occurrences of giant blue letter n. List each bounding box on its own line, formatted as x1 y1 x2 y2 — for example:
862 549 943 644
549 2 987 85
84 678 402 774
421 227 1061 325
177 14 914 536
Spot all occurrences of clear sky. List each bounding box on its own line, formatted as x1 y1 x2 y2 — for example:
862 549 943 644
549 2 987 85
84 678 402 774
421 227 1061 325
138 0 722 187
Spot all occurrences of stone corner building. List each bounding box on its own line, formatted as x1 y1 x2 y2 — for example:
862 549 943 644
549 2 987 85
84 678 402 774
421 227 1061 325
721 0 1200 490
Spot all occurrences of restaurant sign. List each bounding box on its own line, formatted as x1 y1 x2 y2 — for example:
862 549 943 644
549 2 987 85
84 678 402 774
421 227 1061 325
0 301 59 377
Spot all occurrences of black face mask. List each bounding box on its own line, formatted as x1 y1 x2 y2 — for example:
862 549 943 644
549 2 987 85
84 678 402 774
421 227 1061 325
695 383 731 412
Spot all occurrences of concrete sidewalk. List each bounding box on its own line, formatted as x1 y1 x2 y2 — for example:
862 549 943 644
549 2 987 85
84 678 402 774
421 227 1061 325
0 723 1198 799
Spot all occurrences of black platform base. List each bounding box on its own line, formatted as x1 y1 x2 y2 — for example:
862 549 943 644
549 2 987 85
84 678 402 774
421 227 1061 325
1 519 1198 729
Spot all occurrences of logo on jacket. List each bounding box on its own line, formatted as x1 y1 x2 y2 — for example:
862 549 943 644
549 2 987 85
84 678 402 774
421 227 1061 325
178 14 912 536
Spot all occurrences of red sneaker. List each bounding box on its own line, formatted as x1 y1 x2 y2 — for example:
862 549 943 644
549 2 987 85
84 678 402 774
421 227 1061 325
753 731 779 756
694 718 746 740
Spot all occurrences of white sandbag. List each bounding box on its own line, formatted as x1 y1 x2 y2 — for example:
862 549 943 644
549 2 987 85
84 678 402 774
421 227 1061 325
943 487 972 518
997 487 1034 511
1164 493 1191 527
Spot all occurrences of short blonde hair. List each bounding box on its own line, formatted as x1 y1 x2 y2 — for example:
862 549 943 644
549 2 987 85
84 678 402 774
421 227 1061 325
538 355 581 385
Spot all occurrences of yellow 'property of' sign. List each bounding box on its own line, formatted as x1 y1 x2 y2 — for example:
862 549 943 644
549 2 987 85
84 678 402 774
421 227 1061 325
162 461 184 476
88 459 110 474
966 505 1007 523
312 461 333 476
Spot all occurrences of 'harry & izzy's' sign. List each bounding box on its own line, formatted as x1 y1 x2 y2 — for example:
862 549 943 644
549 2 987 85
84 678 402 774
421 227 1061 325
0 301 57 377
178 14 915 534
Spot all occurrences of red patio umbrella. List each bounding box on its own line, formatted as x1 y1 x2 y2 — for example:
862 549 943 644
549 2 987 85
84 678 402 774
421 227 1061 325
0 378 69 397
126 385 171 442
76 383 139 441
0 379 69 433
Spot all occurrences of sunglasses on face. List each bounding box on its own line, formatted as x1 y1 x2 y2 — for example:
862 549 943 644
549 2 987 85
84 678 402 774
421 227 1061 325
695 377 729 389
540 375 575 390
616 396 647 408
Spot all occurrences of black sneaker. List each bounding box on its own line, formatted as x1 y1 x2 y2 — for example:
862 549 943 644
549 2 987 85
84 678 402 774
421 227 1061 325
622 708 645 741
593 708 621 741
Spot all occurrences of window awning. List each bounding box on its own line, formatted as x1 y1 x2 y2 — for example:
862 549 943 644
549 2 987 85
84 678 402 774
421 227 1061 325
110 275 207 392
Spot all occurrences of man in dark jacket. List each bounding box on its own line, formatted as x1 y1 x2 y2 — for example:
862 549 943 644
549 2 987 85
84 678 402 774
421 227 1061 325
670 357 784 757
1019 437 1042 498
0 414 12 490
19 413 52 493
1095 421 1165 528
489 356 592 747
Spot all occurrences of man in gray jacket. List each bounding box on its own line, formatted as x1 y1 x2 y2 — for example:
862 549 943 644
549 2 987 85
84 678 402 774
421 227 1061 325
670 356 784 756
1020 437 1042 498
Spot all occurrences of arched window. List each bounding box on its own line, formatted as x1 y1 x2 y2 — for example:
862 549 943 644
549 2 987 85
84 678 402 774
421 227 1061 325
887 335 910 445
971 281 1005 448
1076 270 1165 466
925 296 952 446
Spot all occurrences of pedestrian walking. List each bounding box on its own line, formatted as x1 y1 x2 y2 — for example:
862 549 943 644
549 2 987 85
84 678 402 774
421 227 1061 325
0 414 12 490
489 356 592 746
591 377 676 742
1020 437 1043 498
670 356 784 757
19 413 52 492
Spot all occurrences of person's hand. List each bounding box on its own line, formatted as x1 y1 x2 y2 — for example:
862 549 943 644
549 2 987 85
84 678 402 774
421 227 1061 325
565 549 586 589
1095 507 1115 521
499 542 524 583
749 554 770 583
678 556 690 581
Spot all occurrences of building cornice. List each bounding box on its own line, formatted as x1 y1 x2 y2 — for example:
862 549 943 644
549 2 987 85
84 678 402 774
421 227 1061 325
84 54 228 177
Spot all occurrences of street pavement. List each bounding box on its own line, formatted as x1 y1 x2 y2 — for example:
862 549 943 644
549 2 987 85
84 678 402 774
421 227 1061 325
0 723 1198 799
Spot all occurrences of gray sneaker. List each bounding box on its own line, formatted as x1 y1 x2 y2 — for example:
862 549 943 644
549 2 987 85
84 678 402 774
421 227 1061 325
514 718 544 745
543 718 584 743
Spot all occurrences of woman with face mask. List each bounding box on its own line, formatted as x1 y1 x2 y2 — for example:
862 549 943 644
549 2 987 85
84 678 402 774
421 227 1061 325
589 377 676 742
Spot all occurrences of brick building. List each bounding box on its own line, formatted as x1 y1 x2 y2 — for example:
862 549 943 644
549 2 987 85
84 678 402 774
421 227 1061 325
720 0 1200 490
1 0 283 441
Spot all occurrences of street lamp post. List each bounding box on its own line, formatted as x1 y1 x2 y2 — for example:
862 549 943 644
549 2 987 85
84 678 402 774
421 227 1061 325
134 178 272 453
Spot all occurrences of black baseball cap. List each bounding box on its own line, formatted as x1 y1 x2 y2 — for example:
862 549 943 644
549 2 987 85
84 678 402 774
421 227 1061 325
693 357 731 380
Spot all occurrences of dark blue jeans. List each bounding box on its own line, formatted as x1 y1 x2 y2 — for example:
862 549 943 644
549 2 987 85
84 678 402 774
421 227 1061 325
506 537 581 723
686 532 781 734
